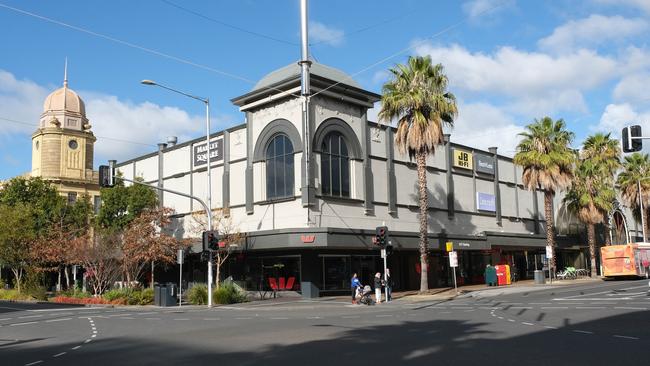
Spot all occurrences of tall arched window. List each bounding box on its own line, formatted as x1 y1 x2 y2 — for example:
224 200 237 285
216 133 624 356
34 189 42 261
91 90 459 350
321 132 350 198
266 134 294 200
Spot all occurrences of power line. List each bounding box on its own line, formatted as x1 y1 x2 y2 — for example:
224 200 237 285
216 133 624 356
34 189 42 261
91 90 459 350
160 0 297 46
309 0 511 99
0 116 156 147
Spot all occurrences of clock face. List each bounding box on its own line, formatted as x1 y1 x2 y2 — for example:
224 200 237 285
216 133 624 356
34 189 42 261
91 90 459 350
69 140 78 150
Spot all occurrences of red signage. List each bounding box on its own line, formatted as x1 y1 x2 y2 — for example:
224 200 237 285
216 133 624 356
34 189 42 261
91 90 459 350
301 235 315 243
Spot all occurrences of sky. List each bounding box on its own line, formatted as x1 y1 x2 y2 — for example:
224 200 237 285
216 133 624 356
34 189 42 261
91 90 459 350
2 0 650 180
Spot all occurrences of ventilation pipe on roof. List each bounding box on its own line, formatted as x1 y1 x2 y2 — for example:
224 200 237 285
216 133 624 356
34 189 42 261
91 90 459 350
299 0 313 212
167 136 178 147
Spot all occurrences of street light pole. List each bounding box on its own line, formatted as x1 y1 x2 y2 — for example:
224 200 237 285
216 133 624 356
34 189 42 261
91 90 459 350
141 79 214 307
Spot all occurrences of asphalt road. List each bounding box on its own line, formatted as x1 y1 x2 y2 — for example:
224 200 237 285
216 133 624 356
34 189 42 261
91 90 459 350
2 279 649 366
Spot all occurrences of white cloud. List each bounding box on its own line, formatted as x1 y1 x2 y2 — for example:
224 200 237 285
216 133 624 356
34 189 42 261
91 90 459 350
309 21 344 46
450 101 525 156
613 73 650 102
0 69 233 167
595 103 650 140
415 43 617 116
593 0 650 14
538 15 648 53
0 70 50 135
462 0 514 20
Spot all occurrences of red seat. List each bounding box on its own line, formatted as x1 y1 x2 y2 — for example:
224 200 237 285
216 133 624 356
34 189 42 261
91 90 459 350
285 277 295 290
268 278 278 290
279 277 286 290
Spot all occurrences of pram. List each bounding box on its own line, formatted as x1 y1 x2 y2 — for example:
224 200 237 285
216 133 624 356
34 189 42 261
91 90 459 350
357 285 374 305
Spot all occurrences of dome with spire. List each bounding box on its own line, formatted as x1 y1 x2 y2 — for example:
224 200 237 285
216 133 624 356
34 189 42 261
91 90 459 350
42 85 86 116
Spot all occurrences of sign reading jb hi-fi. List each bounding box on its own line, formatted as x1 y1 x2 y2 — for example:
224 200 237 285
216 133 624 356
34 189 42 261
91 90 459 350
453 149 473 170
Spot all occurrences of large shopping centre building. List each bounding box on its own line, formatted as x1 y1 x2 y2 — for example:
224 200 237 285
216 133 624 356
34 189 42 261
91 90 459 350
116 62 639 294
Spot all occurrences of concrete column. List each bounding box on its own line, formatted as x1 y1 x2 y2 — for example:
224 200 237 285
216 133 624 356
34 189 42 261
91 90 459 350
157 143 166 207
222 130 230 212
362 114 373 215
444 134 454 219
489 147 502 226
245 112 254 214
386 126 397 215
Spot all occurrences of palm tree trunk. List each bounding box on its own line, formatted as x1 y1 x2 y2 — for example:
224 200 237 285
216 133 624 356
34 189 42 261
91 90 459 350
544 191 556 275
645 208 650 243
604 219 612 246
588 223 597 277
416 151 429 293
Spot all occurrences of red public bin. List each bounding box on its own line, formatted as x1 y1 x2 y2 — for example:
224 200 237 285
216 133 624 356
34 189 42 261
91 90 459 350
495 265 511 286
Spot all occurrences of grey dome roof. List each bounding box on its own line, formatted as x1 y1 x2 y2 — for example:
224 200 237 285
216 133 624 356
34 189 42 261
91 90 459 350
253 62 361 91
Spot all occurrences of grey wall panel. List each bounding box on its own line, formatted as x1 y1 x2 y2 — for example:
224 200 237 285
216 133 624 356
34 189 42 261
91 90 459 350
369 126 387 158
518 188 535 219
453 175 474 212
371 159 388 204
499 160 515 183
500 184 517 217
427 170 448 209
394 163 418 206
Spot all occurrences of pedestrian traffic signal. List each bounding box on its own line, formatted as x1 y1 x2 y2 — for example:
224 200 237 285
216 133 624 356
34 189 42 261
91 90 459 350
98 165 114 188
622 125 642 153
385 244 393 256
375 226 388 247
202 230 220 251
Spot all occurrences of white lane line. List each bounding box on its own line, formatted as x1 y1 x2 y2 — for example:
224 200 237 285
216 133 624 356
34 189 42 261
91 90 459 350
497 317 504 320
573 330 594 334
144 317 161 320
406 314 418 316
91 334 97 338
270 317 289 320
71 346 81 350
521 322 535 326
173 318 190 321
10 321 38 326
439 311 451 314
376 315 393 317
342 316 360 319
541 307 568 309
235 317 252 320
84 339 92 343
0 317 11 321
614 307 647 310
53 352 66 357
613 335 639 340
203 318 220 320
120 317 136 320
544 325 558 329
93 330 98 334
530 303 551 305
138 312 157 315
307 316 322 319
18 315 42 319
464 309 476 312
576 307 605 310
45 318 71 323
507 319 516 322
24 361 43 366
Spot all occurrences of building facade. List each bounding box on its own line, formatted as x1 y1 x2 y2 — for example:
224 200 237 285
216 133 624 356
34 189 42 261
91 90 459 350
116 62 639 294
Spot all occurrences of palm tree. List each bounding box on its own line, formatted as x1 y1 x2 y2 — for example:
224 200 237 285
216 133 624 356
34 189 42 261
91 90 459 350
564 159 615 277
581 133 621 245
616 152 650 242
379 56 458 293
513 117 575 274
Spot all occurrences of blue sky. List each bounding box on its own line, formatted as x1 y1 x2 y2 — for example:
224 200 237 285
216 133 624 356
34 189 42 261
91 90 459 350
2 0 650 179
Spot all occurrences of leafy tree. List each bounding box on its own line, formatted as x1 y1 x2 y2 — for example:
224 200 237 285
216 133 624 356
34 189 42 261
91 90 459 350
0 176 64 234
74 231 122 296
379 55 458 293
96 178 158 232
564 159 615 277
0 203 36 292
121 207 188 288
616 152 650 242
514 117 575 273
581 133 621 245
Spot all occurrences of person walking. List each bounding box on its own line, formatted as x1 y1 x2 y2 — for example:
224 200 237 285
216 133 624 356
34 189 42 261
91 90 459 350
373 272 382 304
385 268 392 301
351 273 361 304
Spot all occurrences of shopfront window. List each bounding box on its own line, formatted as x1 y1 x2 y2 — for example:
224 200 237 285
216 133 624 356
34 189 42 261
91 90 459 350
322 256 350 291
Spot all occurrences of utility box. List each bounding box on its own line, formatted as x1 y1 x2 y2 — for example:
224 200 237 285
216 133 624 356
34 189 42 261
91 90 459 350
534 270 546 284
495 265 512 286
485 265 497 286
301 281 319 298
154 284 177 307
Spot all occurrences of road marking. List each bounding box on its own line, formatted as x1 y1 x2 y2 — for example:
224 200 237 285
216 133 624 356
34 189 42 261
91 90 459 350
138 312 156 315
120 317 136 320
342 316 360 319
510 307 533 309
573 330 593 334
203 318 220 320
0 317 11 321
270 317 289 320
18 315 42 319
46 318 71 323
144 317 161 320
576 307 605 310
53 352 66 357
84 339 92 343
544 325 558 329
235 317 252 320
497 317 504 320
614 307 647 310
71 346 81 350
507 319 516 322
307 316 322 319
614 335 639 340
521 322 535 326
24 361 43 366
173 318 190 321
376 315 393 317
91 334 97 338
529 302 551 305
11 321 38 326
540 307 568 309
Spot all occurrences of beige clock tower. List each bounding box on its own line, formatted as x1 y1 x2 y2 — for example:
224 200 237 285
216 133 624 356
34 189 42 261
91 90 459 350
31 65 100 204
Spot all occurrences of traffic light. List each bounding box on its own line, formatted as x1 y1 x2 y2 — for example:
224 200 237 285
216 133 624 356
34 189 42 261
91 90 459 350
98 165 114 188
202 230 220 251
385 244 393 256
375 226 388 247
622 125 642 153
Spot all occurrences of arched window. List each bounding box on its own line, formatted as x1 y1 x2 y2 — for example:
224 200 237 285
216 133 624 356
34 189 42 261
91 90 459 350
321 132 350 198
265 134 294 200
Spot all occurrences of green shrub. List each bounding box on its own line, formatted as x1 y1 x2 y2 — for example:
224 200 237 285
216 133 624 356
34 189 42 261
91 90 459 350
187 284 208 305
103 288 130 302
0 289 35 301
139 288 154 305
58 289 91 299
213 284 247 304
